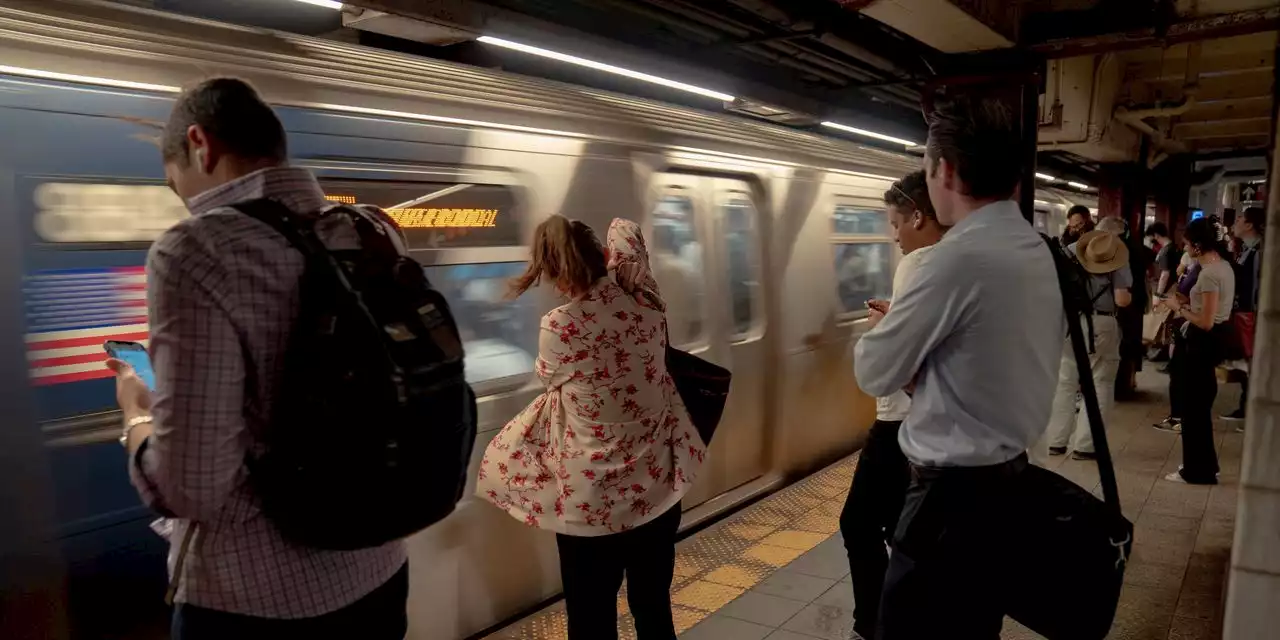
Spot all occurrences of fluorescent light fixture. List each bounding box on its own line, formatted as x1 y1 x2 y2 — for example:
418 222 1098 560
1035 172 1057 181
820 121 918 147
477 36 735 102
293 0 344 9
1067 181 1092 190
0 64 179 93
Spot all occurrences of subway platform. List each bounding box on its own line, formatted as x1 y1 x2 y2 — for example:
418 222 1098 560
484 368 1244 640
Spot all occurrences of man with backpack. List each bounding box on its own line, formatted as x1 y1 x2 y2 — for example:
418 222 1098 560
1042 218 1133 461
108 78 473 639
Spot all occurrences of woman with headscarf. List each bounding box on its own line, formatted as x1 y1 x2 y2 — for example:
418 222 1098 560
477 216 705 640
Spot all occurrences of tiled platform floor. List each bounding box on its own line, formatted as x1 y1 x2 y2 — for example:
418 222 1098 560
486 368 1244 640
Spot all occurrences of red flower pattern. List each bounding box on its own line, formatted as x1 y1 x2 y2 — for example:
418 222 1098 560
477 219 706 535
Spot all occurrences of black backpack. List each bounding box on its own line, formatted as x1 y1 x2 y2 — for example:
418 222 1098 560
233 199 477 550
1045 234 1108 353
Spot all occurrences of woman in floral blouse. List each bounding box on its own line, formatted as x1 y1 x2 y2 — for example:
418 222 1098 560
477 216 706 640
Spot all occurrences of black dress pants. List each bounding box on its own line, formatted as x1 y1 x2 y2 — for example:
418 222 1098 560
556 503 682 640
1171 327 1223 484
839 419 909 638
876 455 1025 640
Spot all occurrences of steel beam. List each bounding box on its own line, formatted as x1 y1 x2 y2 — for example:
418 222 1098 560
1027 7 1280 59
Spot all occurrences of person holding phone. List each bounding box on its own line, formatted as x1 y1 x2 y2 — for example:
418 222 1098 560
840 170 946 639
107 78 407 639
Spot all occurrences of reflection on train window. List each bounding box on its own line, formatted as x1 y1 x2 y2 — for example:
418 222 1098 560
833 243 893 313
422 262 537 385
833 205 888 235
318 180 520 249
651 194 705 347
721 197 760 337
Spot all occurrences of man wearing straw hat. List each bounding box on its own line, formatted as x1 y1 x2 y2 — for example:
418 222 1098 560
1043 217 1133 461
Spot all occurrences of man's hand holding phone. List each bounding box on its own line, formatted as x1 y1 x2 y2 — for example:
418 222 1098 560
104 341 155 452
865 298 890 328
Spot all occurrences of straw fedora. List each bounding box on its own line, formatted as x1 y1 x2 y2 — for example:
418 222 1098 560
1076 230 1129 274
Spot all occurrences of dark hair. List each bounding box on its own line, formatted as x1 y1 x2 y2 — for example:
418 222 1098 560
1145 221 1169 238
1067 205 1091 220
162 77 287 165
510 215 607 298
1184 217 1229 257
883 170 938 221
1242 206 1266 233
925 96 1022 200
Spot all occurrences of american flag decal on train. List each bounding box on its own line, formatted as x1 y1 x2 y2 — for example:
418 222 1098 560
24 267 149 386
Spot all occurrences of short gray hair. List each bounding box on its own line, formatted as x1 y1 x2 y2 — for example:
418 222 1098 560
1097 216 1126 235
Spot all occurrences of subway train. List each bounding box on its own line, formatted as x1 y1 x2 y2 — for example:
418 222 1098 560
0 1 1094 637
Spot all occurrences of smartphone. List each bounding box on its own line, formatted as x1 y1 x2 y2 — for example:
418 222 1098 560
104 340 156 390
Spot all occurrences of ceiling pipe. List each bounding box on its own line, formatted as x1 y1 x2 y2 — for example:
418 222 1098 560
1114 41 1201 158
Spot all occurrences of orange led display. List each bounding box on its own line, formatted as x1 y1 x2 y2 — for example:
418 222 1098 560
385 208 499 229
326 194 357 204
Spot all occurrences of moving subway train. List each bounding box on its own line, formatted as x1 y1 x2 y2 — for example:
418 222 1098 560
0 1 1095 637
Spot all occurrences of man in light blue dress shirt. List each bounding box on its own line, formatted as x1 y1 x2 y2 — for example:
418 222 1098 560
853 96 1065 638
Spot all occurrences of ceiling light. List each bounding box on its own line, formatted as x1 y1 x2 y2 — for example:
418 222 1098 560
293 0 344 9
477 36 735 102
1035 172 1057 181
1067 181 1092 190
820 121 918 147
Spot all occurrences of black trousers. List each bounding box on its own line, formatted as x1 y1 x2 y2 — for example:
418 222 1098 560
556 503 681 640
1171 327 1222 483
839 419 909 638
877 455 1025 640
171 564 408 640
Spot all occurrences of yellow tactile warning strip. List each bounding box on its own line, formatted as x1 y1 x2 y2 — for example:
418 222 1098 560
484 455 857 639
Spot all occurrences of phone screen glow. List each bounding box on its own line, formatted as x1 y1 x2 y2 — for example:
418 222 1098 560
113 347 156 390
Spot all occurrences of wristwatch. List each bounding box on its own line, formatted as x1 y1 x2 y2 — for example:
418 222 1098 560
120 415 154 448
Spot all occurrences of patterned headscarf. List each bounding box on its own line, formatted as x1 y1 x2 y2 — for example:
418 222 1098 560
606 218 666 312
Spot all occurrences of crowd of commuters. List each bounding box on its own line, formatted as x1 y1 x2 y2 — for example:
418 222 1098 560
103 74 1263 640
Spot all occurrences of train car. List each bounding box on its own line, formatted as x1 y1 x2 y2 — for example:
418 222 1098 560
0 1 1086 637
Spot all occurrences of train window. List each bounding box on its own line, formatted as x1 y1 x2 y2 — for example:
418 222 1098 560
650 194 706 348
422 261 538 385
833 204 888 235
833 243 893 314
30 181 187 243
721 195 761 337
832 202 893 316
318 180 520 249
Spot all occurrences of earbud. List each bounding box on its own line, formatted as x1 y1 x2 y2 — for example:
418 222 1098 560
196 149 206 170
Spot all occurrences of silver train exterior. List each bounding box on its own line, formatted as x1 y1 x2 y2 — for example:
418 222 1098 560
0 1 1092 637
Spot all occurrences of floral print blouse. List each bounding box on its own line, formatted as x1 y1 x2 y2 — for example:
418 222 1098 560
477 219 706 536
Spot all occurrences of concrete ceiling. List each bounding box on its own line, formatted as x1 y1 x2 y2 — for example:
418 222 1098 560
104 0 1279 175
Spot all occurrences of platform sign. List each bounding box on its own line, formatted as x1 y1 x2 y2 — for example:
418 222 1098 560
23 267 149 386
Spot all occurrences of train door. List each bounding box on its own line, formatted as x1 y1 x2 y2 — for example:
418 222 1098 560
646 174 768 508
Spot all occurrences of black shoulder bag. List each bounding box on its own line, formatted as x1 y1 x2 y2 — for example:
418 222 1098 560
1004 235 1135 639
664 323 731 446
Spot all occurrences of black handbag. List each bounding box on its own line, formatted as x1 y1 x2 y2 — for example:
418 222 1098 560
1005 238 1135 639
665 344 731 446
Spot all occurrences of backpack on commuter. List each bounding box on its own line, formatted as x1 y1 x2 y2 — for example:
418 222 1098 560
1002 234 1134 640
234 199 477 550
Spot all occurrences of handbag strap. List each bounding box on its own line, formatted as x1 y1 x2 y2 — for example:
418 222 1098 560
1042 236 1123 516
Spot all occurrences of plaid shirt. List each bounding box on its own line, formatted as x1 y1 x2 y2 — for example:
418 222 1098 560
129 167 406 618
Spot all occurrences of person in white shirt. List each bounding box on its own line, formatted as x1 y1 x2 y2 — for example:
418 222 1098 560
839 170 947 639
854 96 1064 638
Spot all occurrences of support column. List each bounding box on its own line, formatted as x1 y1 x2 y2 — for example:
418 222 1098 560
1151 158 1193 239
1223 128 1280 638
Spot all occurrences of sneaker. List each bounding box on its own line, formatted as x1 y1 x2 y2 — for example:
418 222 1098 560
1153 417 1182 433
1048 446 1067 456
1165 471 1187 484
1071 450 1098 461
1221 408 1246 422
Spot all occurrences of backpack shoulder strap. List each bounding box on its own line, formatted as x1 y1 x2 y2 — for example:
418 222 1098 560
230 198 314 254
